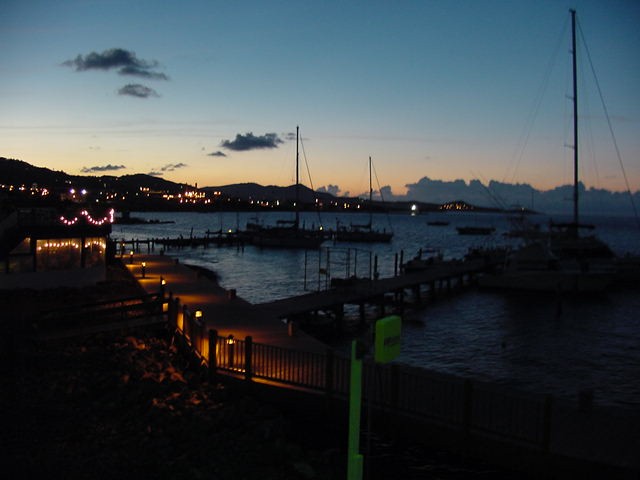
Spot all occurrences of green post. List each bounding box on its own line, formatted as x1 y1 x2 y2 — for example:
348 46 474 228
347 340 364 480
347 316 401 480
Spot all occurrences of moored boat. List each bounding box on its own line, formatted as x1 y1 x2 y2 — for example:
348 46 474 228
248 126 325 249
333 156 393 243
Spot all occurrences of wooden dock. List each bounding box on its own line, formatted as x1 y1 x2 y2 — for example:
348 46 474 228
256 258 492 329
123 252 639 478
127 252 496 346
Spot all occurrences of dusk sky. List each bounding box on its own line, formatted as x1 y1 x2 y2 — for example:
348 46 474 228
2 0 639 197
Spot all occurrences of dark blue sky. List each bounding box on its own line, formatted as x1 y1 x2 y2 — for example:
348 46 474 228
2 0 639 196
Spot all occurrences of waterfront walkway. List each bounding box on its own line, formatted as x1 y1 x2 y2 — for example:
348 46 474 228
125 252 640 478
125 252 487 352
125 253 327 352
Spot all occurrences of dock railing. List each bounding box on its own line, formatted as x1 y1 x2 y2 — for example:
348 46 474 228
168 294 552 451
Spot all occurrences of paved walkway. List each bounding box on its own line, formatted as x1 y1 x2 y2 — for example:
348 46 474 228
125 253 327 352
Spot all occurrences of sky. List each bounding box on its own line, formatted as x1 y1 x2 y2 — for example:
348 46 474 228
2 0 639 198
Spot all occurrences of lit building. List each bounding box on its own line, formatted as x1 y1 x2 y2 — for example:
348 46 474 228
0 207 113 289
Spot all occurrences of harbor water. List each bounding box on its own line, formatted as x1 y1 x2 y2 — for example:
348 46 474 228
112 210 640 411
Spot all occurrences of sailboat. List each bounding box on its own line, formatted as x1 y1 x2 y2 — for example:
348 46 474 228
334 156 393 243
479 9 615 293
249 126 325 249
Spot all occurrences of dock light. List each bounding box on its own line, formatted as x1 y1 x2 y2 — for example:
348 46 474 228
194 310 203 322
141 262 146 278
161 277 166 286
129 251 134 264
227 335 235 369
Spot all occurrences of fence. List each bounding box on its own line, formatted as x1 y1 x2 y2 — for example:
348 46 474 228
37 291 166 338
167 294 552 451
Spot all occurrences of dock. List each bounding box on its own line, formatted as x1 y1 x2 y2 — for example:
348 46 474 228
126 252 493 347
123 252 639 478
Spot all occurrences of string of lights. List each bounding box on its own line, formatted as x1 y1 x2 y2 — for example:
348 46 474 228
59 208 115 226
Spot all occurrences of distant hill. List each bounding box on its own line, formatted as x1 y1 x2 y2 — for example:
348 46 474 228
0 157 186 193
202 183 336 203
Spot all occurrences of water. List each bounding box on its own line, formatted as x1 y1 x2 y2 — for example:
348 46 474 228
112 210 640 409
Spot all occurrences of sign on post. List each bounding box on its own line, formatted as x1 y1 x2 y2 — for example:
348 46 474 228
348 315 402 480
374 315 401 363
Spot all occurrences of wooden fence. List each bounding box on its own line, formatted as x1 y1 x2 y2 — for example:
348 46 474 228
168 294 552 451
36 292 166 339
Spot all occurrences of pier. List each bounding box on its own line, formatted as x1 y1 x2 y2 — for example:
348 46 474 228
121 251 638 479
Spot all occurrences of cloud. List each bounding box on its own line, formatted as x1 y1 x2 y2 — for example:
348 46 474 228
147 171 163 177
220 132 283 151
62 48 168 80
81 164 126 173
160 163 188 172
208 151 227 157
316 184 341 196
118 84 159 98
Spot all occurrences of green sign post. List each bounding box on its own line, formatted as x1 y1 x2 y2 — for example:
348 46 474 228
347 315 401 480
347 340 364 480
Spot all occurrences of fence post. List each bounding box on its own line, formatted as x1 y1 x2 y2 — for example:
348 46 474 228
166 291 174 329
244 336 253 382
390 364 399 409
208 329 218 380
325 348 334 397
542 394 552 452
173 296 180 331
182 305 190 340
463 379 473 436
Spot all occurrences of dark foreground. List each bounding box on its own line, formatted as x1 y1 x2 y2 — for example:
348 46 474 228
1 264 520 479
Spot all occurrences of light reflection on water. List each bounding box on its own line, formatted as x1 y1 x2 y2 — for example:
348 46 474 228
113 210 640 409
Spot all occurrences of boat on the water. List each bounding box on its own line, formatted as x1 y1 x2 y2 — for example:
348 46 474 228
333 156 393 243
248 126 324 249
479 10 620 293
403 247 444 273
478 242 614 293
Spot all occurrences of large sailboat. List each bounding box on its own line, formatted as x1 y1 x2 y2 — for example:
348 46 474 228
249 126 325 249
479 10 615 293
334 156 393 243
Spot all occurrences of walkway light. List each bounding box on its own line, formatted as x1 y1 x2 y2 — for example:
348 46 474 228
141 262 146 278
227 335 235 369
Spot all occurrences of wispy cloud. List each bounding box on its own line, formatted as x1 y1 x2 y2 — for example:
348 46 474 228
62 48 168 80
220 132 283 151
160 163 188 172
147 171 163 177
81 164 126 173
207 151 227 157
118 84 159 98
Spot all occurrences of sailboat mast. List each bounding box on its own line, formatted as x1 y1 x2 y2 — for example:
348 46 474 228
369 156 373 227
571 9 579 232
295 125 300 229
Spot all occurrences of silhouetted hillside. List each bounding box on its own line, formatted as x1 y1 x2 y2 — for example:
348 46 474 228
0 157 185 194
202 183 335 203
